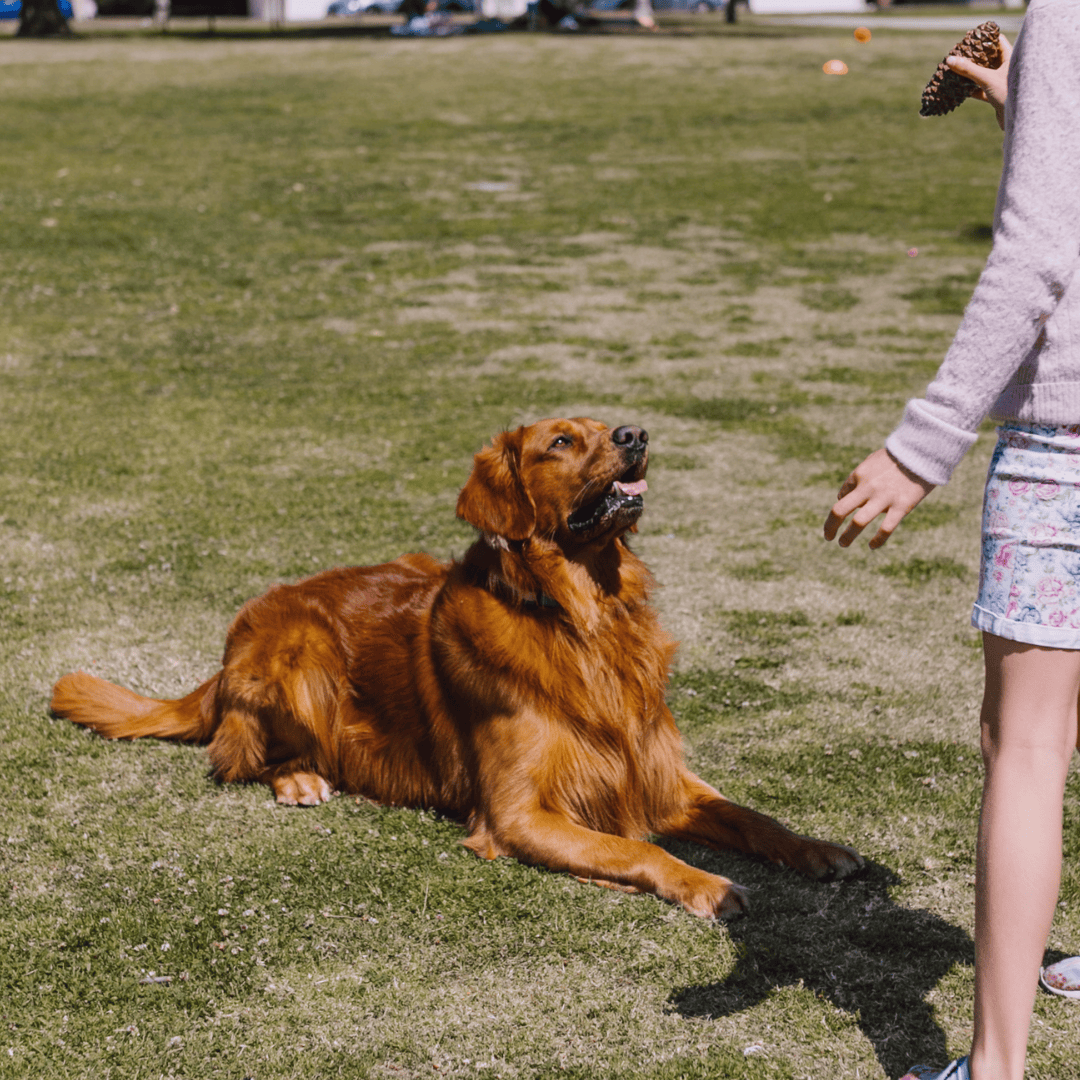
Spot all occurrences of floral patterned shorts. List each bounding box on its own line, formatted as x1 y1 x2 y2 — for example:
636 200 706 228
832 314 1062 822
974 423 1080 648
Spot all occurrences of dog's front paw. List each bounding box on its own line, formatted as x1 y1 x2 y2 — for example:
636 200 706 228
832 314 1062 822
677 872 750 920
786 837 864 881
712 879 750 920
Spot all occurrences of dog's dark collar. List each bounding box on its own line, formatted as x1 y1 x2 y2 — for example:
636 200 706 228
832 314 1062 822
465 563 561 612
521 591 561 611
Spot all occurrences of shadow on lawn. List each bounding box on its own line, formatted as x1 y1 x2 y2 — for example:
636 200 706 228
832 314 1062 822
666 851 973 1078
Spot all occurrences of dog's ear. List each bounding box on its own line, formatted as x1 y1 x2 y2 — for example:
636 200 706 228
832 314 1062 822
456 428 536 541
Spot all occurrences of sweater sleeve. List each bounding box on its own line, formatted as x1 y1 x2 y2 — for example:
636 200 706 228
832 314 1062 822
886 0 1080 486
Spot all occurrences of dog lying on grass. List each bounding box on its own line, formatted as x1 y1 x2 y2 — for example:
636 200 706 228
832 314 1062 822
52 417 862 918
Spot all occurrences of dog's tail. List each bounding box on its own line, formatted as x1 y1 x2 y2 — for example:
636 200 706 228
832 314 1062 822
51 671 220 743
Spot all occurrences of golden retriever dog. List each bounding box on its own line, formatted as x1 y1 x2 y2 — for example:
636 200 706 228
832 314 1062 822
52 418 862 918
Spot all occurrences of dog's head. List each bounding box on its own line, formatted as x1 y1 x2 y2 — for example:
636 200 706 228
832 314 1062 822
457 418 649 547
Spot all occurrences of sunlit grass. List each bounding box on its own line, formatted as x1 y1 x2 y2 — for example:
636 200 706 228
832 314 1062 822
1 19 1078 1080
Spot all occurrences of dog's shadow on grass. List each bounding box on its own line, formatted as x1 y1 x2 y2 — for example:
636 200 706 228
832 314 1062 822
663 844 973 1078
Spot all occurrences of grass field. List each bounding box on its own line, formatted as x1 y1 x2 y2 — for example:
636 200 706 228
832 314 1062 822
1 13 1078 1080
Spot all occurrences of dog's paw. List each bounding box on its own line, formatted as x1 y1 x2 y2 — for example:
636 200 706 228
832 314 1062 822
713 880 750 920
787 837 865 881
273 771 333 806
678 873 750 920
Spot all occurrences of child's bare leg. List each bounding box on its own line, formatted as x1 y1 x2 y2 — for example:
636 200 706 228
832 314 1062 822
970 636 1080 1080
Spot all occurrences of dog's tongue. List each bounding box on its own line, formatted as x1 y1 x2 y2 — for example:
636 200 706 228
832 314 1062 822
612 479 648 497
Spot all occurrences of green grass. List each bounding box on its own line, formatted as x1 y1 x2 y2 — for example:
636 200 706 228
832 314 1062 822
2 16 1079 1080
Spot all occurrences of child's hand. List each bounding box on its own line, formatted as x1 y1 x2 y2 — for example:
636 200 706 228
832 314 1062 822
947 32 1012 130
824 448 936 549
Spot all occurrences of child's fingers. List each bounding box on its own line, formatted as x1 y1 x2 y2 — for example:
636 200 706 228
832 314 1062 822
831 489 915 547
824 466 884 541
946 32 1010 86
831 469 872 514
947 54 995 89
856 486 932 549
823 509 846 542
837 499 887 548
838 517 868 548
867 504 908 549
945 52 1009 129
824 484 868 541
835 469 859 500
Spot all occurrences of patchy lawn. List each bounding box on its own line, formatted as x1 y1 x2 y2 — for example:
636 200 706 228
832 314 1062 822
1 18 1077 1080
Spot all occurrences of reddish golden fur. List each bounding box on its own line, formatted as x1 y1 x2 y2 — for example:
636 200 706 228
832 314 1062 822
52 418 862 918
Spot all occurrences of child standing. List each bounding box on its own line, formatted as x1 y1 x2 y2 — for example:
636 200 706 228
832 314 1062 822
824 4 1080 1078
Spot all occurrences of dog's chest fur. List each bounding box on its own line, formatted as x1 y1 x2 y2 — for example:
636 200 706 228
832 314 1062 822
427 547 683 836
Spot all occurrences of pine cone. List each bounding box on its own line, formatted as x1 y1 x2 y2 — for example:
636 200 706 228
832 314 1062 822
920 21 1002 117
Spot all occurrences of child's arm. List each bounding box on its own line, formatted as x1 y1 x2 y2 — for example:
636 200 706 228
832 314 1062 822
833 9 1080 553
823 449 936 549
825 32 1008 550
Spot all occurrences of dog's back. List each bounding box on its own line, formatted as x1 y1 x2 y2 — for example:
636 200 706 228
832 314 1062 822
52 553 460 806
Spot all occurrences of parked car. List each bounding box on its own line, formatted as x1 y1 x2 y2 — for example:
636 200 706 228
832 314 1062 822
93 0 153 13
652 0 725 9
327 0 471 13
327 0 398 12
0 0 75 17
588 0 729 12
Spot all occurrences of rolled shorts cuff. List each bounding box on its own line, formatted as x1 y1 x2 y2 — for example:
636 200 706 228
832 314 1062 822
971 603 1080 649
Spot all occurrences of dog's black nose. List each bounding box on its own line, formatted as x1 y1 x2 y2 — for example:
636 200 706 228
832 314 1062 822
612 426 648 451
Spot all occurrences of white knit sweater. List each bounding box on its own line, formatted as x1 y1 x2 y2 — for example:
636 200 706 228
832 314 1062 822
885 0 1080 486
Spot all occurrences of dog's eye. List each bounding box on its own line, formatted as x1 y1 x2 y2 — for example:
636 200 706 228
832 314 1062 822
549 435 573 450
